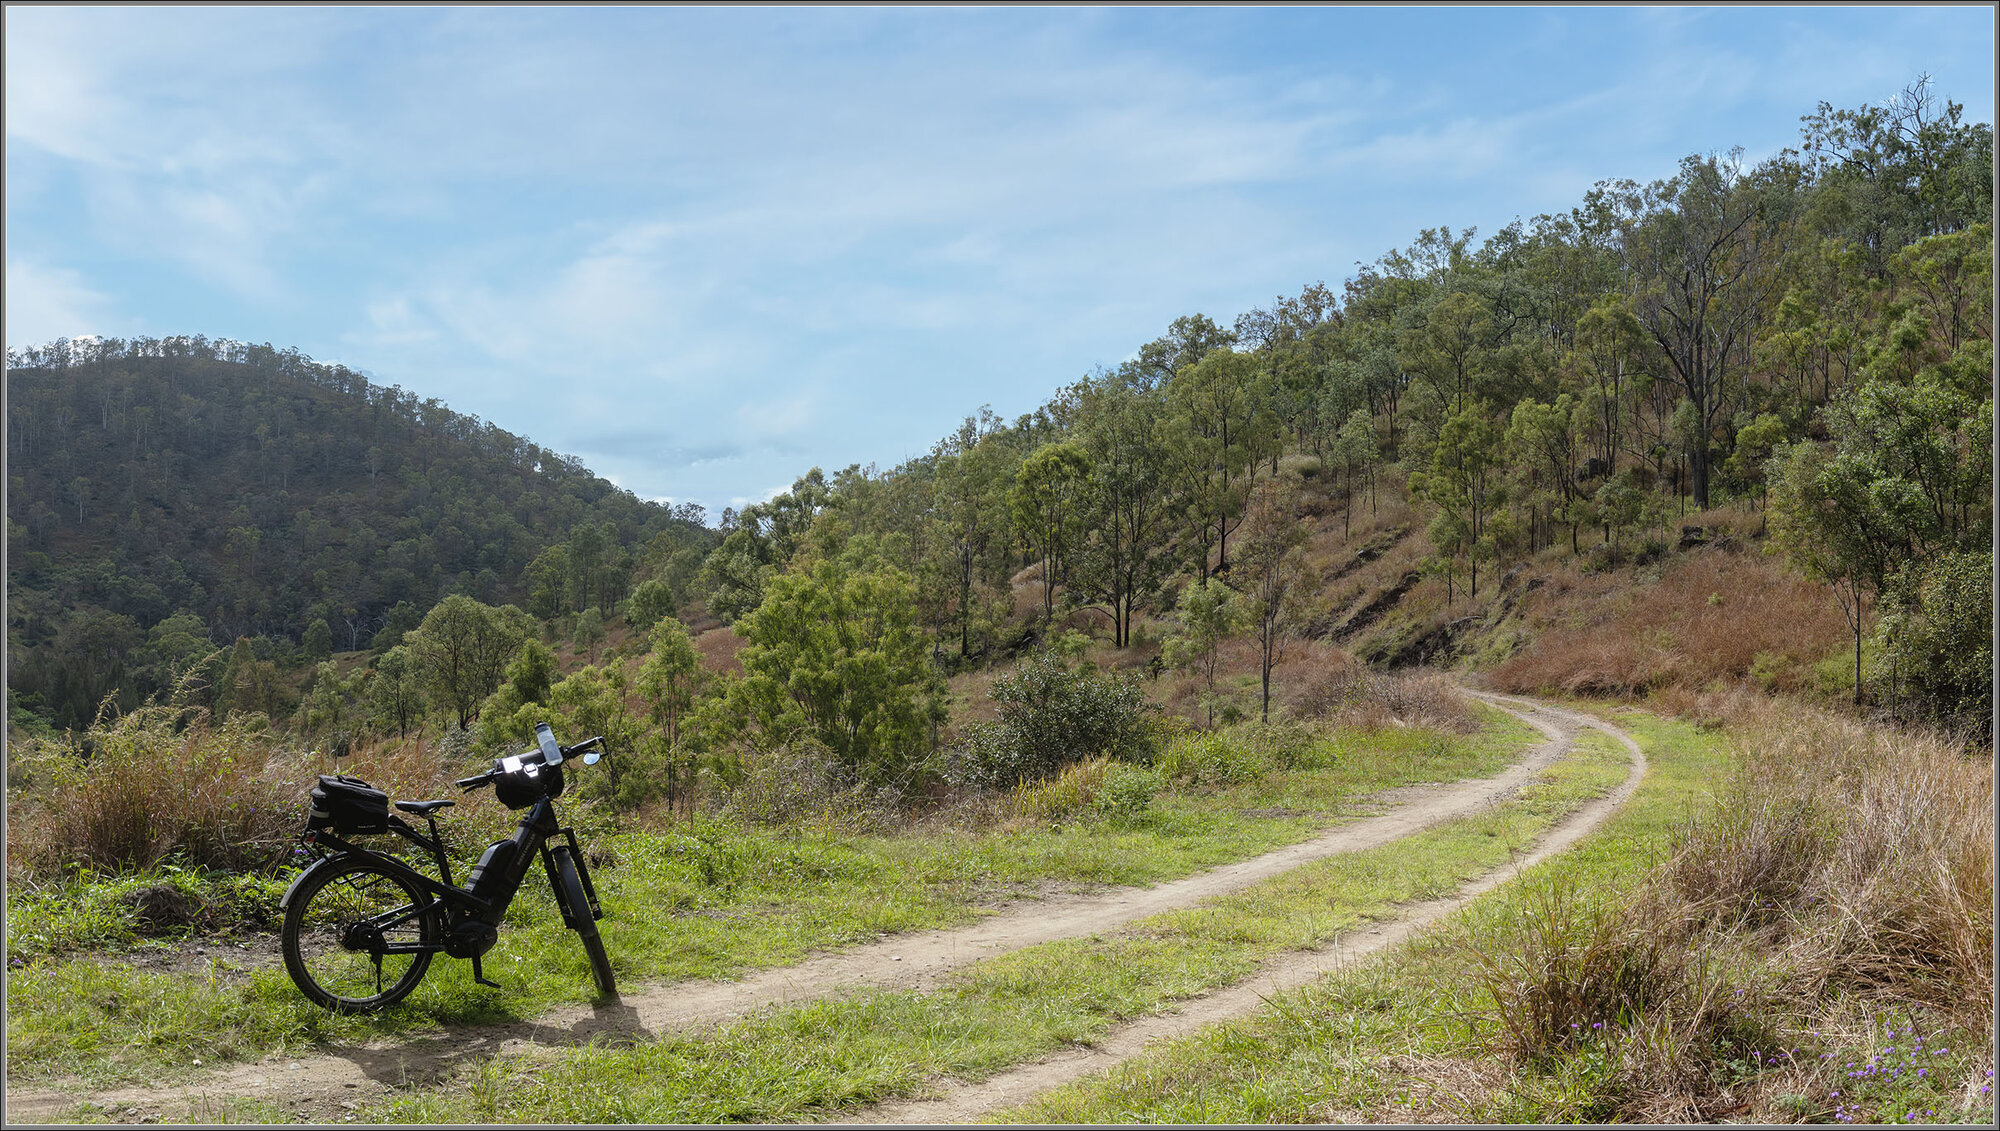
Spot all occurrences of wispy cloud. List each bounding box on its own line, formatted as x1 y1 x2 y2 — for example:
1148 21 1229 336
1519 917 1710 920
5 258 112 345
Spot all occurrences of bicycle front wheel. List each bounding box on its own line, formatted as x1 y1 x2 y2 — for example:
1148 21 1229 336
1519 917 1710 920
282 858 440 1012
550 845 616 998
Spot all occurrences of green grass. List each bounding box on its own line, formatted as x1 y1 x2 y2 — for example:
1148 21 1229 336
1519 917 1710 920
5 708 1542 1092
346 709 1617 1124
999 708 1998 1126
997 708 1724 1124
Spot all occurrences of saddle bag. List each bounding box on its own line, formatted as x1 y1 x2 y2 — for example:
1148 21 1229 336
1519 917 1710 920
307 774 390 835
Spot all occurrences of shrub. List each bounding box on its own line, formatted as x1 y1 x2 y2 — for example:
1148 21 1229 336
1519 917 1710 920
1875 549 1993 740
951 650 1159 788
1092 764 1163 822
720 740 901 832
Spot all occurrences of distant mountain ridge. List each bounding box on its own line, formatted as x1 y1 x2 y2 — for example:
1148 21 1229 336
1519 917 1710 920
6 334 711 729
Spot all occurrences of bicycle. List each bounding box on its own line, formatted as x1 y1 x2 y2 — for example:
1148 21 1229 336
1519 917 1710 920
279 722 616 1011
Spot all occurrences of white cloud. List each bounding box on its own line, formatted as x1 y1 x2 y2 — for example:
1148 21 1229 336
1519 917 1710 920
4 259 113 348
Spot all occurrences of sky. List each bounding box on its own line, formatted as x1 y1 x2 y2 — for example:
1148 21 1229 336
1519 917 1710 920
6 6 1994 519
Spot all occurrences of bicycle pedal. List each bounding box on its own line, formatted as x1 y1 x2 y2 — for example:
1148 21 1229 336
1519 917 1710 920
470 956 502 989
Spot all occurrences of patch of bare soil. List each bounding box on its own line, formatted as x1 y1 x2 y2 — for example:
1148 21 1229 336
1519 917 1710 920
78 934 286 984
6 695 1629 1127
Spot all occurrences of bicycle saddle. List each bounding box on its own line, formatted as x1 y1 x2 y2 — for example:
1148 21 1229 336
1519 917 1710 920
395 799 456 816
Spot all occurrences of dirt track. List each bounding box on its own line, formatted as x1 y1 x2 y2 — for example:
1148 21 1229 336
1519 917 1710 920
6 694 1644 1126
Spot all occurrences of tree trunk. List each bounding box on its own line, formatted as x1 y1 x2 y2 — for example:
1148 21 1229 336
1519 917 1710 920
1853 621 1864 707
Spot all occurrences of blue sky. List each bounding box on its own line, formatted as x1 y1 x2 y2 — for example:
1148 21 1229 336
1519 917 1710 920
6 6 1993 518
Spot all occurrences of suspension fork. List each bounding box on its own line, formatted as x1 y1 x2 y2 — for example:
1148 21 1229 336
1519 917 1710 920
541 827 604 924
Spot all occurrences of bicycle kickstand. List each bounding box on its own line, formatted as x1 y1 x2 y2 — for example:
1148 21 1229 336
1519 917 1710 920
470 955 502 989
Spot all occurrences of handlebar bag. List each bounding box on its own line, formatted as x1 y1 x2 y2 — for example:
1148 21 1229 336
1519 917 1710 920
308 774 390 835
493 760 565 810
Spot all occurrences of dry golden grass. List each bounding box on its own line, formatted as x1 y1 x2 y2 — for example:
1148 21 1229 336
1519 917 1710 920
1487 546 1851 697
4 701 539 883
692 626 748 675
1653 698 1994 1024
1461 698 1991 1122
7 706 298 879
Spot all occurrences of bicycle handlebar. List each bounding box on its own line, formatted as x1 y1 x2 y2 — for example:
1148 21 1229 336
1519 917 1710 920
453 733 607 792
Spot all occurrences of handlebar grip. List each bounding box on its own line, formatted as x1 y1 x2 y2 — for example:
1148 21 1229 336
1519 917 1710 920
456 772 495 790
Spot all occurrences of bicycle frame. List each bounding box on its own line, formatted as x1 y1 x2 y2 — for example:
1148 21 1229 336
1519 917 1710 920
284 791 604 985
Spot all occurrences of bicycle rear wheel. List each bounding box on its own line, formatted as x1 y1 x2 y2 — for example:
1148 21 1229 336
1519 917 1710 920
282 858 440 1012
549 845 616 997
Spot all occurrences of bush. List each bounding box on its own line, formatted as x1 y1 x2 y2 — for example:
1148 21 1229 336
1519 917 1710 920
1876 550 1992 740
951 650 1159 788
721 740 902 832
1092 764 1163 822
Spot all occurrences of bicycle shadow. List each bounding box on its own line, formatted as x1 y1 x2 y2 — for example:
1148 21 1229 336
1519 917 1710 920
322 994 655 1090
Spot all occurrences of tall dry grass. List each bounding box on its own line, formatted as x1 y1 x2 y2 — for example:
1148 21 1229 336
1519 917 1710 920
1489 548 1850 697
1654 699 1993 1022
1282 646 1478 734
7 703 519 882
7 705 299 879
1464 696 1993 1121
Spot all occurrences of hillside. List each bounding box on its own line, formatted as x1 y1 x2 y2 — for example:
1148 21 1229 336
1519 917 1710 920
5 336 713 731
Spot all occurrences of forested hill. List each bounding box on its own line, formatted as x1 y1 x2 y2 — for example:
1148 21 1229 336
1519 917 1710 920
6 336 713 729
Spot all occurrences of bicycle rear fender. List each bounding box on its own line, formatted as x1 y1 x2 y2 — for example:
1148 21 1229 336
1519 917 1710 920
279 855 346 911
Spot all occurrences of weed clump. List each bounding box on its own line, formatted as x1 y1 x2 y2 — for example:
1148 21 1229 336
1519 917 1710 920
720 739 903 832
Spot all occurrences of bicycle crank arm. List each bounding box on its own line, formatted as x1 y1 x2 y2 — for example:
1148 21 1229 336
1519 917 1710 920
470 954 502 989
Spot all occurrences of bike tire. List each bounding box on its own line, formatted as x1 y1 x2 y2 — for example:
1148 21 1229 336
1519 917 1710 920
281 857 440 1012
549 845 616 998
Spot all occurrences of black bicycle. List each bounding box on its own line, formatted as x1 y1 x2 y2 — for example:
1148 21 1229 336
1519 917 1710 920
280 722 616 1011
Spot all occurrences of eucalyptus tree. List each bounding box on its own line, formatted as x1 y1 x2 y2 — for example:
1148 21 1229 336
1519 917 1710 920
1236 477 1310 724
1566 294 1648 480
1410 405 1504 601
406 595 533 730
1506 394 1582 553
931 413 1020 657
713 559 945 785
1166 347 1281 580
1617 150 1794 508
1011 442 1091 627
1070 370 1179 647
1795 75 1995 273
